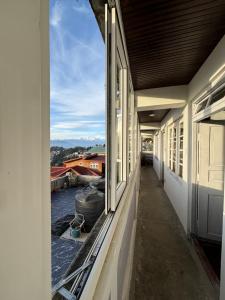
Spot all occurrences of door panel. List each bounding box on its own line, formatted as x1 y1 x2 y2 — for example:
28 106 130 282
197 123 224 241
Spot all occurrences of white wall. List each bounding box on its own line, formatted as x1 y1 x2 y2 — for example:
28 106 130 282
153 107 189 231
80 161 140 300
151 35 225 299
152 35 225 236
153 156 160 179
188 34 225 300
153 133 161 180
0 2 51 300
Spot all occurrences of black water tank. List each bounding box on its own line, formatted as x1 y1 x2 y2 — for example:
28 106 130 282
89 178 105 192
75 187 104 232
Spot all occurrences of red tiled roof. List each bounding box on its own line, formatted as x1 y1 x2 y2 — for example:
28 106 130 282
51 167 71 179
51 165 101 179
72 165 101 176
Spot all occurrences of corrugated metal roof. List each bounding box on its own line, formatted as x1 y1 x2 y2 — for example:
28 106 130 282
51 166 101 178
120 0 225 90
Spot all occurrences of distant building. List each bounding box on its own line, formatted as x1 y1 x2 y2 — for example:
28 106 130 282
88 145 105 155
63 153 105 175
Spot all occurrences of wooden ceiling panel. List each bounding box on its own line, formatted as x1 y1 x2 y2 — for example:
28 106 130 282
120 0 225 90
138 109 169 123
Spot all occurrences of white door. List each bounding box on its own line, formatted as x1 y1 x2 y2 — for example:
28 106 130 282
197 123 225 241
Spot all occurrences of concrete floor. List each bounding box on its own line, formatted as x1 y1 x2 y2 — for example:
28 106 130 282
130 166 219 300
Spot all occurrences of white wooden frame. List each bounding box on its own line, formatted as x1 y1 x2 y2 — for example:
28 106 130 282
193 80 225 122
178 120 184 178
191 77 225 233
110 7 128 211
127 79 134 177
168 119 184 177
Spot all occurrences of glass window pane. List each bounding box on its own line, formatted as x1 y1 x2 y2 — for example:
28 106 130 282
179 122 184 177
116 60 123 186
196 99 208 113
210 86 225 106
128 84 132 174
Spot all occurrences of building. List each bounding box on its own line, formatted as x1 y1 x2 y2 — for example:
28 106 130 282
51 165 101 192
2 1 225 300
88 145 105 155
63 154 105 175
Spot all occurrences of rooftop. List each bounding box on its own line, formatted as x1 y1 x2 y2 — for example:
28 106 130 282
63 153 105 164
51 165 101 179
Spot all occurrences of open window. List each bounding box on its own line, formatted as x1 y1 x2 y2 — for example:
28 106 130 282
178 121 184 178
168 125 177 172
128 80 134 176
168 120 184 177
106 6 128 211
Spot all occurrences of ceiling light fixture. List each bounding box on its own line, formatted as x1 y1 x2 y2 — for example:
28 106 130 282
149 113 155 117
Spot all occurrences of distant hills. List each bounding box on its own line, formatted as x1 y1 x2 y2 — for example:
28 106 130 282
51 138 105 148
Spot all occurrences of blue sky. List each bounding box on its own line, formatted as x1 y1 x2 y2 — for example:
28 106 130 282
50 0 105 140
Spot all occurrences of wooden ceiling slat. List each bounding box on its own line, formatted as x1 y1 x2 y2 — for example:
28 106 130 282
120 0 225 90
125 13 224 40
129 41 218 60
123 0 216 16
123 2 225 32
127 28 225 53
138 109 169 123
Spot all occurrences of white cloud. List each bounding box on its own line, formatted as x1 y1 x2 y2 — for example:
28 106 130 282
52 120 104 129
73 2 90 15
50 1 62 27
50 0 105 140
50 128 105 140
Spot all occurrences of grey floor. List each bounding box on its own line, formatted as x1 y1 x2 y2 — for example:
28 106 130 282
130 166 219 300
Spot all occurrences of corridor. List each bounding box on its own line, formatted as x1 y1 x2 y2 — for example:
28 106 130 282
130 166 218 300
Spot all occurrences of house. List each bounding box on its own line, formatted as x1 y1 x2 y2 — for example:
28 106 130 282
2 1 225 300
63 154 105 175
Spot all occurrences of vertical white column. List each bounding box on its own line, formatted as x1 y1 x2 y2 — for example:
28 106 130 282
220 149 225 299
0 1 51 299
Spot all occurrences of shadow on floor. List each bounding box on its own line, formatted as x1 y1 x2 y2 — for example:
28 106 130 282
193 237 221 282
130 166 218 300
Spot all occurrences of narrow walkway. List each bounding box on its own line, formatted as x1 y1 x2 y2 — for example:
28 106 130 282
130 166 218 300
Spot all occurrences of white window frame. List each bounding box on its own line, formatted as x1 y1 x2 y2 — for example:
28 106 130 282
110 7 128 211
178 121 184 178
193 80 225 122
90 163 98 169
168 127 173 169
168 119 184 177
127 79 134 177
154 133 159 159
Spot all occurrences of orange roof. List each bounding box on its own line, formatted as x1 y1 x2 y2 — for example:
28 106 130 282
63 154 105 164
51 167 71 179
51 165 101 179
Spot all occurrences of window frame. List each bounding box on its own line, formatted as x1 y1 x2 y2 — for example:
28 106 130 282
154 133 159 159
178 121 184 178
168 119 184 178
110 7 128 211
127 79 134 177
